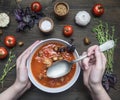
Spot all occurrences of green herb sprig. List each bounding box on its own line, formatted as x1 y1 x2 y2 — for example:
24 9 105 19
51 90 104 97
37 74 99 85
0 49 16 86
92 20 117 73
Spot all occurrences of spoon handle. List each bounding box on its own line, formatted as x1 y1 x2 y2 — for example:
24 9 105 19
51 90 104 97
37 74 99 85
71 40 114 63
99 40 114 52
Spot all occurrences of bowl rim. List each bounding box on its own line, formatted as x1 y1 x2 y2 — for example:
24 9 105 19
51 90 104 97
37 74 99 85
27 38 80 93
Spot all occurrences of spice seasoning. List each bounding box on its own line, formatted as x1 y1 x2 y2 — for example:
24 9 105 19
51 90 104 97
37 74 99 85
54 2 69 19
55 4 67 16
39 17 54 33
41 20 52 31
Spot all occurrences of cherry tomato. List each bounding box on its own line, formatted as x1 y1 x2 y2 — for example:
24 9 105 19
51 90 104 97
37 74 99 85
63 25 73 37
92 4 104 16
31 1 42 12
4 35 16 48
0 47 8 59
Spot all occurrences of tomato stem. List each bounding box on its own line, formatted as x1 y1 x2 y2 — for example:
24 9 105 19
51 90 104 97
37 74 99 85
34 5 37 11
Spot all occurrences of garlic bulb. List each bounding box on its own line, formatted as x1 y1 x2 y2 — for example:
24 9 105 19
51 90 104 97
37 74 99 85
75 11 91 26
0 13 10 27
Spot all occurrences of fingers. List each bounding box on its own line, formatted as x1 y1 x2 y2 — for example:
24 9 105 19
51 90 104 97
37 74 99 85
101 52 107 72
88 45 106 70
94 46 102 67
87 45 98 56
18 40 40 58
101 53 107 65
81 52 90 70
81 45 103 70
16 40 40 67
19 50 31 69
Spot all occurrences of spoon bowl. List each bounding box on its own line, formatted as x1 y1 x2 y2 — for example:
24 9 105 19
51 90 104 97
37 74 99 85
47 60 72 78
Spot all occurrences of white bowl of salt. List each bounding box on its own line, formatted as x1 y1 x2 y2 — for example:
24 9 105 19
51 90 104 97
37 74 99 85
39 17 54 34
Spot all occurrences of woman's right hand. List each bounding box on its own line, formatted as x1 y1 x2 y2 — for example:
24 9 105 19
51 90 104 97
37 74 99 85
81 45 106 92
81 45 111 100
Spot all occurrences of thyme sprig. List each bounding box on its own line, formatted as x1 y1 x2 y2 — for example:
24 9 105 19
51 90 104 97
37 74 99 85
0 49 16 86
92 20 117 73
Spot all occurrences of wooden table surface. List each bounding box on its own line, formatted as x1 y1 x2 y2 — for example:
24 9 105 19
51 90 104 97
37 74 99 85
0 0 120 100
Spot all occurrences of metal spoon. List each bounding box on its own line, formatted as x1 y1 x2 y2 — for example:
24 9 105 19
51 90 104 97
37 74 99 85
47 40 115 78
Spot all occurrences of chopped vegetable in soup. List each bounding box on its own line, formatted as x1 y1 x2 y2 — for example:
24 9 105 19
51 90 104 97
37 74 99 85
31 42 76 88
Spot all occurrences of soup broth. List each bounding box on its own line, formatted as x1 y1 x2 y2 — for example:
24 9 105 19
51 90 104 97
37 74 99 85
31 42 76 88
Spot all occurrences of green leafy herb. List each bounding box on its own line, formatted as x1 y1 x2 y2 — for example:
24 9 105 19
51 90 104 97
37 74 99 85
0 49 16 87
92 20 117 73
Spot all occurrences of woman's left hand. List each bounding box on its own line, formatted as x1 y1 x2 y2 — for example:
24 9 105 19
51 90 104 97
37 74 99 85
14 40 40 96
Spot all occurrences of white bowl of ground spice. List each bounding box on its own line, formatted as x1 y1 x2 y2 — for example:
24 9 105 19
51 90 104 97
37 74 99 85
39 17 54 34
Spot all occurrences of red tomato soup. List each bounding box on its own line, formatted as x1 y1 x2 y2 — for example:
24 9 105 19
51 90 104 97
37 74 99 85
31 42 76 88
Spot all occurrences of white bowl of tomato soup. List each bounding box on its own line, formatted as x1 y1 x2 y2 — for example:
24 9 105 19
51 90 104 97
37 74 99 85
27 38 80 93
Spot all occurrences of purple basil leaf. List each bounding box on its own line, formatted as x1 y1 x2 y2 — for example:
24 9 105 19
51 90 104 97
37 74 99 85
104 81 110 91
58 47 66 52
34 18 40 24
17 8 23 14
23 15 31 23
14 10 23 22
27 19 35 28
31 13 39 19
102 73 117 91
67 45 76 53
17 22 26 31
69 38 74 44
36 11 45 17
15 5 45 31
102 73 110 91
108 73 117 84
25 7 31 15
17 8 24 17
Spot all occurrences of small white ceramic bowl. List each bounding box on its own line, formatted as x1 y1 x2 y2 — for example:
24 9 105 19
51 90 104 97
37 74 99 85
27 38 80 93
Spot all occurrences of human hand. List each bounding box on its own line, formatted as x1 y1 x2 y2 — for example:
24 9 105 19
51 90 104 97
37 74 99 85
0 41 41 100
81 45 106 93
13 40 40 96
